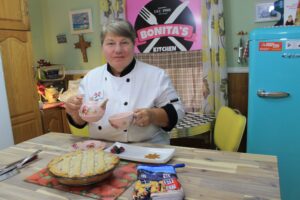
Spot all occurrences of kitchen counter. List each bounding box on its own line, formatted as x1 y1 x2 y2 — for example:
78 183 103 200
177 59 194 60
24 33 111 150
0 132 280 199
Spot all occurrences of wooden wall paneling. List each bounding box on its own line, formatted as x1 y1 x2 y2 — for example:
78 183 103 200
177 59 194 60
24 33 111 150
228 72 248 152
228 73 248 116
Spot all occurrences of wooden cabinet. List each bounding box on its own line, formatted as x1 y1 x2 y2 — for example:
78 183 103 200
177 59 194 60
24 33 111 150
0 0 42 144
40 107 70 134
0 30 42 143
0 0 29 30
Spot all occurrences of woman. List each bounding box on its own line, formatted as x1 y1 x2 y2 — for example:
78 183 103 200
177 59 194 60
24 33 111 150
65 19 185 144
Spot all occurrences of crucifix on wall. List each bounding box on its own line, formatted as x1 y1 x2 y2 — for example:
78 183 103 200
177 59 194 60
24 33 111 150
74 34 91 62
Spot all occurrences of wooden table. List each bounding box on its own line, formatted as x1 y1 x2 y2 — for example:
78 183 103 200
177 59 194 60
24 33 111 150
0 132 280 200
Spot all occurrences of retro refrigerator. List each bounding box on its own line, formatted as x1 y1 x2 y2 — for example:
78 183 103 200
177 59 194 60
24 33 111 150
247 26 300 200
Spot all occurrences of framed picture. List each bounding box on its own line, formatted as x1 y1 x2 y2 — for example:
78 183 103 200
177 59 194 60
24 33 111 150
69 9 93 34
255 2 280 22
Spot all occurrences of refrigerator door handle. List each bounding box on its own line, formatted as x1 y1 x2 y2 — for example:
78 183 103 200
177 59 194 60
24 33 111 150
257 90 290 98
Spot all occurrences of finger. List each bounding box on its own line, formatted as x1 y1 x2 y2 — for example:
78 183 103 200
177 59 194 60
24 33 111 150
76 94 84 101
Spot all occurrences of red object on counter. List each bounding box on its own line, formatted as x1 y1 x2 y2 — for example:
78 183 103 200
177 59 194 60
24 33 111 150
25 162 137 200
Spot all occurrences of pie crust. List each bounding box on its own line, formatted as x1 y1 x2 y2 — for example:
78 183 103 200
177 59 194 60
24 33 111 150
47 149 119 178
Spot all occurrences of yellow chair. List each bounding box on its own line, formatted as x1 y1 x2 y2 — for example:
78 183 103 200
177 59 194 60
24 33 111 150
213 106 246 152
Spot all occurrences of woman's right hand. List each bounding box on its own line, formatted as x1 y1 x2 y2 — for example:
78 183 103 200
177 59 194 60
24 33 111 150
63 95 85 124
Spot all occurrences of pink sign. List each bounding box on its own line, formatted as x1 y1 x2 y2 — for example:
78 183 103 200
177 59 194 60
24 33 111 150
126 0 202 53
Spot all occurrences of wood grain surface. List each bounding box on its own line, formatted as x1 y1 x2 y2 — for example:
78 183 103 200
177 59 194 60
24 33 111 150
0 132 280 200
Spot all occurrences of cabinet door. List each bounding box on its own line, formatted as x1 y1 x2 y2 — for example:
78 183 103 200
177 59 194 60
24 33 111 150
41 108 64 133
0 0 29 30
0 30 42 143
41 107 71 134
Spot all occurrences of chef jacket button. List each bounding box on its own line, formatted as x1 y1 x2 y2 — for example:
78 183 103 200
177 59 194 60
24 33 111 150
123 129 127 132
126 78 130 82
124 102 128 106
98 126 102 130
105 77 107 81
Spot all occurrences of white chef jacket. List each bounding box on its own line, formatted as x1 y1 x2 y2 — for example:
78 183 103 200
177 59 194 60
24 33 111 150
78 60 185 144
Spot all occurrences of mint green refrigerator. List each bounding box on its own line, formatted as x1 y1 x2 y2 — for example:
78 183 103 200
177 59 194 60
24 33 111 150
247 26 300 200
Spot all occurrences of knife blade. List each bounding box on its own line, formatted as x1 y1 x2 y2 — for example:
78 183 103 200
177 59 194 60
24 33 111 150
0 168 19 182
165 1 189 24
0 159 23 172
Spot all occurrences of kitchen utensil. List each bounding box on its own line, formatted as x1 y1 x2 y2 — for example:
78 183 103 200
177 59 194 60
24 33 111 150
0 149 41 181
79 99 107 122
108 111 134 130
0 168 19 182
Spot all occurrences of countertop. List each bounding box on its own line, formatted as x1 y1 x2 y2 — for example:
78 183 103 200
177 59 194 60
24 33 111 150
0 132 280 199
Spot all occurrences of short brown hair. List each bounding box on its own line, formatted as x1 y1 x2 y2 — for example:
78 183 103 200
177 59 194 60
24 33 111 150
100 18 136 45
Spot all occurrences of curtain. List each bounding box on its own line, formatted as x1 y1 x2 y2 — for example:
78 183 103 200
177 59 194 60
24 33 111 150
136 51 203 112
201 0 228 114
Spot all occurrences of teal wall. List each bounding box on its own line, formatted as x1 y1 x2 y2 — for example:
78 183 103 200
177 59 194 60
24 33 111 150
28 0 279 70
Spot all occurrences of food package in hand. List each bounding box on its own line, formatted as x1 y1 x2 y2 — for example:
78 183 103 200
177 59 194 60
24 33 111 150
132 164 184 200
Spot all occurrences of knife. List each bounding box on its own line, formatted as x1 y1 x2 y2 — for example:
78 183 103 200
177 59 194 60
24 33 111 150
0 168 19 182
164 1 189 24
143 1 190 53
0 149 41 176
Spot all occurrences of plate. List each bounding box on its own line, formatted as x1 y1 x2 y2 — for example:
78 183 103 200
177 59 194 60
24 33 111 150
105 142 175 163
71 140 106 151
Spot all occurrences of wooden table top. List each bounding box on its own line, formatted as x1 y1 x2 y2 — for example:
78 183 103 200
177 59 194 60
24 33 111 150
0 132 280 200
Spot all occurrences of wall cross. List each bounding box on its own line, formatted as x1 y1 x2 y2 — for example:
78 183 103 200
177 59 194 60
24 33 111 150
74 34 91 62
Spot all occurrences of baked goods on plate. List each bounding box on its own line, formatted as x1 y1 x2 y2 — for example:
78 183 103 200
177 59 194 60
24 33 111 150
47 149 119 185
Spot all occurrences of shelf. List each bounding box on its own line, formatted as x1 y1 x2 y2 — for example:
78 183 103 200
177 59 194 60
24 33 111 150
37 65 65 81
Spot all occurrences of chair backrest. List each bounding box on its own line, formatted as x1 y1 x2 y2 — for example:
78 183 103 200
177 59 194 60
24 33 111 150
214 106 246 152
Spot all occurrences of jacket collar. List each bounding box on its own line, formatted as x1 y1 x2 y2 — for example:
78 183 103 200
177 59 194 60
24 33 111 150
107 58 136 77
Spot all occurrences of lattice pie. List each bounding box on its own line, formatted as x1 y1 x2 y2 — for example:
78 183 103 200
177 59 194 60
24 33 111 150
48 149 119 178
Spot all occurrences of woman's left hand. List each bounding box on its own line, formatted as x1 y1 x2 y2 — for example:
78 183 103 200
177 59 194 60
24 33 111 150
133 108 152 127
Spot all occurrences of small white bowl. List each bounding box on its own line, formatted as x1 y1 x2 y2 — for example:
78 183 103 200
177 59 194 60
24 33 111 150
108 111 134 130
79 101 105 122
